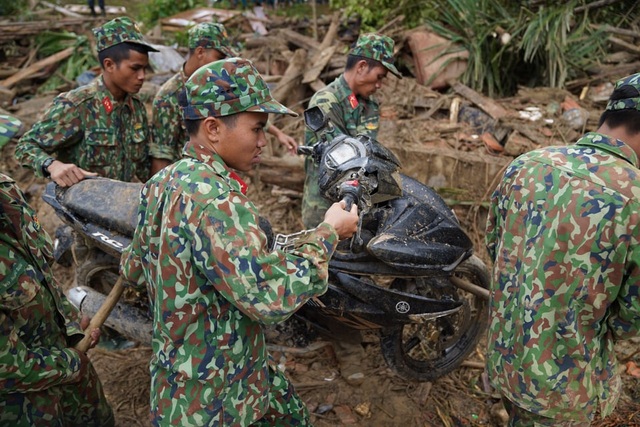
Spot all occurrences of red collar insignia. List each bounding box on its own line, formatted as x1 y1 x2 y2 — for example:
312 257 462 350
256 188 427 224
348 93 359 109
102 96 113 114
228 170 248 195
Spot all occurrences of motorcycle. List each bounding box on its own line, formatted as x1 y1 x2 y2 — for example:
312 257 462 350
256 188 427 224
43 107 490 382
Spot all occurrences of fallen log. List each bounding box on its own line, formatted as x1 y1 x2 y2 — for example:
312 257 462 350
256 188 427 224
448 79 509 120
253 155 305 191
39 1 84 18
271 48 307 106
302 11 341 84
0 47 75 89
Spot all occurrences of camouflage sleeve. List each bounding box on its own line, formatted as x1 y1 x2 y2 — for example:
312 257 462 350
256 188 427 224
149 91 183 162
194 196 338 325
608 236 640 339
14 95 84 177
119 190 148 291
0 309 83 393
0 179 83 337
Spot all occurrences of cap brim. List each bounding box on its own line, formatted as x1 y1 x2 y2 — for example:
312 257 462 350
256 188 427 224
132 40 160 53
383 61 402 78
220 46 239 58
247 99 298 117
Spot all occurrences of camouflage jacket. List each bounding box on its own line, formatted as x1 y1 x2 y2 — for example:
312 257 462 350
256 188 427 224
120 140 338 426
485 132 640 422
302 74 380 227
304 74 380 148
15 75 151 182
149 66 188 162
0 173 85 396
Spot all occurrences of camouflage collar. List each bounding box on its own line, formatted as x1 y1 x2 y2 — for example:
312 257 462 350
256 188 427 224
334 74 377 106
576 132 640 169
182 140 247 194
95 75 137 112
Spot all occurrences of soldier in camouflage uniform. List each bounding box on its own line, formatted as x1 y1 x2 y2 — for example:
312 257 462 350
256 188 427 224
120 58 358 426
485 73 640 426
150 22 298 175
301 33 401 229
0 115 113 427
15 17 158 187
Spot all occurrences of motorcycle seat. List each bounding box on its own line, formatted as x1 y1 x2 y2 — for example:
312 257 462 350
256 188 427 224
59 177 142 237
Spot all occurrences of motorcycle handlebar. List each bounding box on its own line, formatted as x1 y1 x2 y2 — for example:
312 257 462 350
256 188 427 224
297 145 314 156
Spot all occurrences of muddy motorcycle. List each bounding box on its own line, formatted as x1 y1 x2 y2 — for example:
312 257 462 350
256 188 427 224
43 109 490 382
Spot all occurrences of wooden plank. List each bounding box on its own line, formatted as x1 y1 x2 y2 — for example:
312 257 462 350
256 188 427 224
272 49 307 106
0 47 75 89
608 35 640 55
302 45 337 84
276 28 320 52
448 80 509 120
39 1 84 18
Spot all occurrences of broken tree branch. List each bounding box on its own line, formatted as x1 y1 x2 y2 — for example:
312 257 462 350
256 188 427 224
0 47 74 89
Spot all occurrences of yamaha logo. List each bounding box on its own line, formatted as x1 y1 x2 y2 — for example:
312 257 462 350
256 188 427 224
395 301 410 314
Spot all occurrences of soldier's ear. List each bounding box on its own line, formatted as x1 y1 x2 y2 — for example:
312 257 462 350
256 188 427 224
102 57 116 73
203 117 222 143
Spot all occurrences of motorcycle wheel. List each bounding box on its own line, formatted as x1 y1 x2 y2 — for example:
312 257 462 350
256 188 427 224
75 251 140 348
75 250 120 295
379 255 490 382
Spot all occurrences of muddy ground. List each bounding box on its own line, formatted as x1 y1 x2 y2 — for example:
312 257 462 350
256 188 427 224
2 80 640 426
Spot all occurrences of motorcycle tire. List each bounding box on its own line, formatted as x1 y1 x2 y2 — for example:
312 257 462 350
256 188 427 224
75 250 120 295
379 255 490 382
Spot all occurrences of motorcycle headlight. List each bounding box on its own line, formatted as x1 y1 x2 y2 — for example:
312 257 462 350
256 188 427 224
324 138 366 169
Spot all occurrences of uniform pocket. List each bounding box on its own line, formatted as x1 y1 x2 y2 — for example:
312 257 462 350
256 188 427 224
128 125 148 162
83 130 117 167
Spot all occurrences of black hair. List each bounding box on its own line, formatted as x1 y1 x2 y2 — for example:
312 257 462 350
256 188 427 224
345 54 382 72
98 42 152 69
184 115 238 136
598 84 640 135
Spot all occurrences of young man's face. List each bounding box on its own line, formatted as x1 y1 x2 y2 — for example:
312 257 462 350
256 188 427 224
353 62 388 99
108 50 149 96
214 111 268 172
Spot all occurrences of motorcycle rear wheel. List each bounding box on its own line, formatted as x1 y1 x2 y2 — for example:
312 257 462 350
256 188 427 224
75 250 148 347
379 255 490 382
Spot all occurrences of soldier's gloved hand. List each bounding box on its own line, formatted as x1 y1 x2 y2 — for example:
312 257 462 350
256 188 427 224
48 160 98 187
323 200 358 240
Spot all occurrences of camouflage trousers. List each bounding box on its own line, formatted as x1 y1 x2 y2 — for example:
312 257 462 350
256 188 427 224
502 397 584 427
301 160 331 229
151 364 311 426
0 362 114 427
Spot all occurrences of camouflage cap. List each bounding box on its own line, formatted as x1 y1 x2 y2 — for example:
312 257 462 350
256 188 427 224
0 115 22 147
93 17 159 53
606 73 640 111
350 33 401 78
183 57 297 120
188 22 238 58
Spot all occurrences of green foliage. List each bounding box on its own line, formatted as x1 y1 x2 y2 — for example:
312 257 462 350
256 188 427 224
330 0 431 30
35 31 99 94
0 0 29 16
426 0 517 97
139 0 207 28
327 0 615 96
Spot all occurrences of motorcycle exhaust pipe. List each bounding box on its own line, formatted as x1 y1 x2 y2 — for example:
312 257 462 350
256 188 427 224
67 286 153 345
